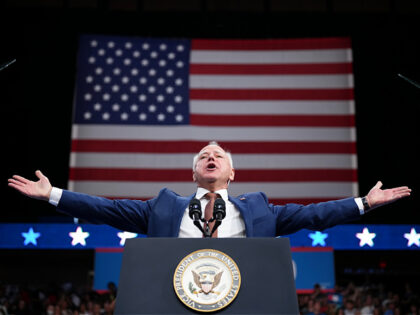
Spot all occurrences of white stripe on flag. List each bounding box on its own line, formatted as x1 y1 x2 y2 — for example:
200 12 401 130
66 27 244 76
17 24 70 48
190 49 353 64
72 125 356 142
190 74 354 89
68 181 358 198
190 100 356 115
70 153 358 170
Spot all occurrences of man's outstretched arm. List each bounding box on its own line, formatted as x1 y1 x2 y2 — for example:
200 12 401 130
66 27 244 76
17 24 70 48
8 170 153 233
271 181 412 236
8 170 52 201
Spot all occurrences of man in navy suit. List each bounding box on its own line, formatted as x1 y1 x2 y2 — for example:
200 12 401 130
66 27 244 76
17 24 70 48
8 142 411 237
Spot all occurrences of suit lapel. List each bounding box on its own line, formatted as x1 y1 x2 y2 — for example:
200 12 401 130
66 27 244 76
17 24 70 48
172 193 195 237
229 195 253 237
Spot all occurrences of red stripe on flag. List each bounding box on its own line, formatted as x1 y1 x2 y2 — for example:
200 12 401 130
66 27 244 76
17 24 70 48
191 38 351 50
71 140 357 154
190 63 353 75
69 168 357 182
190 114 355 127
235 169 358 182
189 89 354 100
71 140 203 153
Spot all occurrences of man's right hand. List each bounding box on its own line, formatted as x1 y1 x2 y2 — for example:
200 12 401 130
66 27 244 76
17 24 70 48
8 170 52 201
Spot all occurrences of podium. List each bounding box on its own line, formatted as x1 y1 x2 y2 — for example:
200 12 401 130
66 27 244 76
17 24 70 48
114 238 299 315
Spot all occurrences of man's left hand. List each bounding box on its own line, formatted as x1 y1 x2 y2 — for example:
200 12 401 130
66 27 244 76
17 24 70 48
366 181 411 209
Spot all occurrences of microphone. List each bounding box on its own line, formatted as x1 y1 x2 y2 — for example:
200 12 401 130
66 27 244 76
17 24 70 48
188 198 205 235
188 198 202 221
213 198 226 220
210 198 226 237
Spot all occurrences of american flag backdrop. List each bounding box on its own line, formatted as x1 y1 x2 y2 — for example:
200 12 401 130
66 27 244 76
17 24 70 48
69 35 358 205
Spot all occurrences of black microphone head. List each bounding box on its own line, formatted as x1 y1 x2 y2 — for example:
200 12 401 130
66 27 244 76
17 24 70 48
188 198 202 220
213 198 226 220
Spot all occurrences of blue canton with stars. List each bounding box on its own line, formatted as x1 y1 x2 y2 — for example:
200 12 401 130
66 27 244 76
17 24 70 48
74 35 191 125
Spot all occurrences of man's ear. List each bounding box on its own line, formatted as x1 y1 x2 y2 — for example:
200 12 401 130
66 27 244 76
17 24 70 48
192 171 197 182
229 168 235 182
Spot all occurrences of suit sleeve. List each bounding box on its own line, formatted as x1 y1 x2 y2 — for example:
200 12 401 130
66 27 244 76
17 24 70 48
262 193 361 236
57 190 156 234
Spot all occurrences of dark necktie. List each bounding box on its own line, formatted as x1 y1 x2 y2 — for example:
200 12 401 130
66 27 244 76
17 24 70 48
204 192 218 238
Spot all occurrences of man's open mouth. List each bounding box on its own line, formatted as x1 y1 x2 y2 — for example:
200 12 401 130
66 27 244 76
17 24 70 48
206 163 217 170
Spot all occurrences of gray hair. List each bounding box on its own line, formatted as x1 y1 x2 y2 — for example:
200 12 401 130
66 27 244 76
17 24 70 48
192 141 234 171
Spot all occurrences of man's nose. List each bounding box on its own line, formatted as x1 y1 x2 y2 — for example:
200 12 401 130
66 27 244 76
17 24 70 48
207 153 215 160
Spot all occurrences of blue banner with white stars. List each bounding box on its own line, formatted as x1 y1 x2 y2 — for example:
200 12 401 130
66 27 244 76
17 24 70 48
1 224 419 250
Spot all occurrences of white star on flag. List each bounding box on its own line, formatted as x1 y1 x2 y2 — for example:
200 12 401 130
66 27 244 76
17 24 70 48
117 231 138 246
69 226 90 246
404 227 420 247
356 227 376 247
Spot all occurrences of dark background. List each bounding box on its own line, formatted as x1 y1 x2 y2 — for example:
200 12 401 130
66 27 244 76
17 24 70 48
1 0 419 224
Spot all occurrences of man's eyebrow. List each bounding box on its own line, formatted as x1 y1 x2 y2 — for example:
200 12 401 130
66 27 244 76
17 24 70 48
198 149 225 156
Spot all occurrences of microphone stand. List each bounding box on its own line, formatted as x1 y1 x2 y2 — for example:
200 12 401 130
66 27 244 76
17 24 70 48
203 221 212 238
209 218 222 238
194 219 206 236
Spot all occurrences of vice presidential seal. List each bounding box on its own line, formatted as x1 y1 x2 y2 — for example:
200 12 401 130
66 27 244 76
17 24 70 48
173 249 241 312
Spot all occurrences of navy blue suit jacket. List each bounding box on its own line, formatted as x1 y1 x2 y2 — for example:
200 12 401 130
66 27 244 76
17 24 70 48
57 188 361 237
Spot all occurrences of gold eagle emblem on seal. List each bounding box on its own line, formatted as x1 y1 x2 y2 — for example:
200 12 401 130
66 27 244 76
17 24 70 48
173 249 241 312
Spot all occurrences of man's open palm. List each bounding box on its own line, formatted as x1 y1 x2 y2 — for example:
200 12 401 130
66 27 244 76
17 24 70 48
8 170 52 201
366 181 411 208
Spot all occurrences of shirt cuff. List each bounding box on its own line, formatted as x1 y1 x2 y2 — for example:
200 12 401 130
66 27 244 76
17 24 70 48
354 197 364 215
49 187 63 207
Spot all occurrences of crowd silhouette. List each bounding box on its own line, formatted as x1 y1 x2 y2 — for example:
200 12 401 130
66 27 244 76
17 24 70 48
1 280 419 315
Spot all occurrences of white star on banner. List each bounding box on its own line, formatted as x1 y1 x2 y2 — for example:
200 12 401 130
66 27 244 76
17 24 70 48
356 227 376 247
69 227 90 246
404 227 420 247
117 231 138 246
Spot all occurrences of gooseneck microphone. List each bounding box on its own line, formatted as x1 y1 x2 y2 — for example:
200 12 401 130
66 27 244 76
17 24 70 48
188 198 201 220
210 198 226 237
213 198 226 221
188 198 205 235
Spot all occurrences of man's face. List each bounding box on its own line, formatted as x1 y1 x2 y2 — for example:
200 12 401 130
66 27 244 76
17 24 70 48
193 145 235 190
